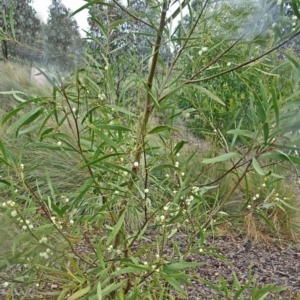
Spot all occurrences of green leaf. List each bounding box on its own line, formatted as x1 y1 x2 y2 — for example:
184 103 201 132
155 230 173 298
102 162 136 176
199 185 219 196
192 85 225 106
94 124 131 132
106 210 126 245
233 275 252 300
111 266 148 276
202 152 242 164
108 19 130 30
255 211 276 231
271 86 279 128
106 105 137 117
97 282 102 300
90 125 118 149
1 106 23 125
148 125 176 134
253 285 286 300
255 98 267 124
151 164 178 172
45 170 56 202
197 276 221 292
252 158 270 176
0 139 8 162
227 129 255 139
70 0 114 17
173 140 188 155
279 199 298 211
34 264 74 279
7 107 44 136
18 125 40 135
161 274 187 296
82 153 125 168
263 123 269 144
291 0 300 21
284 52 300 70
101 281 125 297
67 286 90 300
37 108 56 136
262 152 300 165
27 142 77 152
259 81 268 103
166 262 204 270
142 81 159 107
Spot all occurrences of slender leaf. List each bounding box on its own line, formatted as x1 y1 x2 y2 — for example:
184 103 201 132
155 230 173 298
67 286 90 300
106 210 126 245
97 282 102 300
148 125 176 134
173 140 188 155
166 262 204 270
255 211 276 231
161 274 187 296
192 85 225 106
227 129 255 139
253 285 286 300
252 158 270 176
202 152 242 164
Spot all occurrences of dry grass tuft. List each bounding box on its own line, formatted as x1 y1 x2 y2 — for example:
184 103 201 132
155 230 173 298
0 61 51 112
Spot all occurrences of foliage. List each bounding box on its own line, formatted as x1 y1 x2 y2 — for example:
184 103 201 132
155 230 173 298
87 0 173 98
0 0 42 61
175 0 299 139
43 0 84 71
0 0 300 298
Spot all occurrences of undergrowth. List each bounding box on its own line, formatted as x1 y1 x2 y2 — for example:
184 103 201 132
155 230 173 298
0 0 300 299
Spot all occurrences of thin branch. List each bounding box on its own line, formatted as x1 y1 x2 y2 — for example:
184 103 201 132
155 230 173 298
189 35 243 81
159 0 210 95
133 0 169 166
172 0 210 69
185 30 300 84
166 0 190 24
112 0 152 28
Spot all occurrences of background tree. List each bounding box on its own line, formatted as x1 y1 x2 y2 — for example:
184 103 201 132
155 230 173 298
87 0 173 99
43 0 84 71
0 0 42 61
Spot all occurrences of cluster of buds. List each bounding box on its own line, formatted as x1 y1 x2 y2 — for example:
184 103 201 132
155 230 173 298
191 186 200 194
98 92 105 100
50 216 63 229
156 202 181 226
198 46 208 56
61 195 69 203
18 218 34 230
292 15 298 30
2 200 17 208
185 195 194 206
39 248 53 259
39 237 48 244
106 245 122 256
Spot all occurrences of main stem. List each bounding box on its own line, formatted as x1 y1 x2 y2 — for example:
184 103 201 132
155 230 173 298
112 3 169 296
133 1 169 168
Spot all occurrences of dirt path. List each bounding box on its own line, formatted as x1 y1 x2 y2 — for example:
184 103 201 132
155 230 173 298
179 235 300 299
0 229 299 299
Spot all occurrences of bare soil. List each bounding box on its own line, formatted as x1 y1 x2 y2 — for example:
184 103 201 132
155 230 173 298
0 232 299 299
